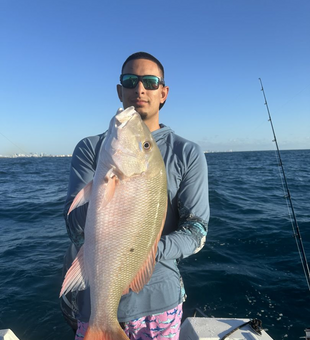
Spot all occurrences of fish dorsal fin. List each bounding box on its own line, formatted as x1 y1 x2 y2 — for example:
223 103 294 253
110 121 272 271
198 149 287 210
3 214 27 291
67 180 93 215
59 245 89 297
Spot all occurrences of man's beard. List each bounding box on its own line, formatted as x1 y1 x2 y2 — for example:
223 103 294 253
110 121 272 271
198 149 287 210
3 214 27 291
137 111 147 121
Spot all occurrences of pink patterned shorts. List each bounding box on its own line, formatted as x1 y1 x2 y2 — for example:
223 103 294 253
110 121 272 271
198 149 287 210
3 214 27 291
75 303 183 340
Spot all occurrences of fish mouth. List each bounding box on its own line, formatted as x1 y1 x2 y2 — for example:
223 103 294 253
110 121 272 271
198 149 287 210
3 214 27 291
115 106 137 129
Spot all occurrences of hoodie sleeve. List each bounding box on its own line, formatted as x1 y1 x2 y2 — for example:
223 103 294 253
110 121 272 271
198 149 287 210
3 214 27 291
156 142 209 261
63 136 103 248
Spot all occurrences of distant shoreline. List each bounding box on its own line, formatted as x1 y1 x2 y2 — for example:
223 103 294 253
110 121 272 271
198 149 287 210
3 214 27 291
1 149 309 159
0 154 72 159
204 148 310 154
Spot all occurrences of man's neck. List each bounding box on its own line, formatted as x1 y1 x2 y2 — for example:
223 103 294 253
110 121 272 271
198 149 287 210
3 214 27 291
144 118 160 132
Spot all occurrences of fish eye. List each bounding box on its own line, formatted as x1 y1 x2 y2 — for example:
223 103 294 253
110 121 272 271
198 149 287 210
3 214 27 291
143 141 152 150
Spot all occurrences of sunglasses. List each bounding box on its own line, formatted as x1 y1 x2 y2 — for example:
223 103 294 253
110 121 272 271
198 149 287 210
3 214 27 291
120 74 165 90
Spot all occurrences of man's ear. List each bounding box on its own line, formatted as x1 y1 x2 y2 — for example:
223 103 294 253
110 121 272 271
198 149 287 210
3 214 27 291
160 86 169 104
117 84 123 102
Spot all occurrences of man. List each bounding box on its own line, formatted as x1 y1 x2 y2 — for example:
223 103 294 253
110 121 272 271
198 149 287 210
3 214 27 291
61 52 209 340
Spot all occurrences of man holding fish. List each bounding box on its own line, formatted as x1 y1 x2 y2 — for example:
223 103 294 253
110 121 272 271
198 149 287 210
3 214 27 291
60 52 210 340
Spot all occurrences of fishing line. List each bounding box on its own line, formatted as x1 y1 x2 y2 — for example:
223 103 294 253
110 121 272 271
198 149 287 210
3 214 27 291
0 131 28 155
259 78 310 291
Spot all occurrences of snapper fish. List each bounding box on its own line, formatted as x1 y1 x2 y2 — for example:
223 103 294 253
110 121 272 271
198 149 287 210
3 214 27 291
60 106 167 340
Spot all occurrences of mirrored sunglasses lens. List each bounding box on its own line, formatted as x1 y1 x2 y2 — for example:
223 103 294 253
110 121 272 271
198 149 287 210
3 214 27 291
142 76 159 89
122 75 138 88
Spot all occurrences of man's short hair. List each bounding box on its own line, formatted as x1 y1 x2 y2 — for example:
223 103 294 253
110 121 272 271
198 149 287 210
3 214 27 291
121 52 166 110
121 52 165 78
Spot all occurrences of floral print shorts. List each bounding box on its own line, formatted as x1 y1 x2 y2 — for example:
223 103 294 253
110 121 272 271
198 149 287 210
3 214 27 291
75 303 183 340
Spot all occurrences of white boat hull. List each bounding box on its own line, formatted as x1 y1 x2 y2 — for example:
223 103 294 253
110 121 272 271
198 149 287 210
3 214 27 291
0 329 20 340
0 317 275 340
180 317 274 340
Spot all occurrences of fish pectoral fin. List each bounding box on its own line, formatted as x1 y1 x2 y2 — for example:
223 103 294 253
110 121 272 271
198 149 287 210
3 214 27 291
99 171 118 210
67 180 93 215
59 245 89 297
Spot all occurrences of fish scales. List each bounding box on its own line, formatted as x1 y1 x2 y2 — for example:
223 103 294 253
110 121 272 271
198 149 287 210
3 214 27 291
87 174 166 320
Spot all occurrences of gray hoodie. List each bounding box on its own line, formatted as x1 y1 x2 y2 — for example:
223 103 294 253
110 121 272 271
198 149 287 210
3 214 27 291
61 124 209 323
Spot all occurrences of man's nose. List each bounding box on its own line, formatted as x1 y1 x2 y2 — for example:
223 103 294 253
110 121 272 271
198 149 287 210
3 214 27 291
135 80 146 93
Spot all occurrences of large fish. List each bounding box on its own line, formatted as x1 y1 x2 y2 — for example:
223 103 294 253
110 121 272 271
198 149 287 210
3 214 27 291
60 106 167 340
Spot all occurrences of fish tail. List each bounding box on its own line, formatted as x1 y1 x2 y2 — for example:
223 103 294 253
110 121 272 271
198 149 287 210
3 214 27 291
84 325 129 340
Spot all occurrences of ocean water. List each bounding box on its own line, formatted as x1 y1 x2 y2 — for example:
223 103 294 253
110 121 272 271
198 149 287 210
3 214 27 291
0 150 309 340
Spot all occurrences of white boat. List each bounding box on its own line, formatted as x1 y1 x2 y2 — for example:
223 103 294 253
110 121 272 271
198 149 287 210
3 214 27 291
0 316 274 340
0 329 19 340
4 309 310 340
180 317 273 340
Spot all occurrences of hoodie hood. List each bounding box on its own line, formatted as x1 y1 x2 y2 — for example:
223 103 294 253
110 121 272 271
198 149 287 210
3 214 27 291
152 124 174 145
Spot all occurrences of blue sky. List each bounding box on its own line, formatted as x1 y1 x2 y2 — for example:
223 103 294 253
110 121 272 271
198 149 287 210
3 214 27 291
1 0 309 156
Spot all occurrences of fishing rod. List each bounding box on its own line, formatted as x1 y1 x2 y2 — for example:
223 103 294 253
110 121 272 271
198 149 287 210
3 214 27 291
259 78 310 290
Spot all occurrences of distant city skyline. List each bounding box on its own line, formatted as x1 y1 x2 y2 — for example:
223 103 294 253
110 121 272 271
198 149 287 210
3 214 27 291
0 152 72 158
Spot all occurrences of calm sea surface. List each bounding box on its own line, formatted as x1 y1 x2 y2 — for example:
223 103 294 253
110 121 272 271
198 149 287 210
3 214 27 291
0 150 310 340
